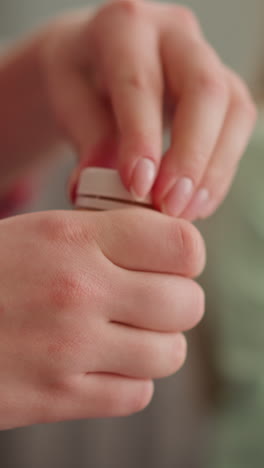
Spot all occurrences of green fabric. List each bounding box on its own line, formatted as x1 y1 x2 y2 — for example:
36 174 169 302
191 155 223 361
200 117 264 468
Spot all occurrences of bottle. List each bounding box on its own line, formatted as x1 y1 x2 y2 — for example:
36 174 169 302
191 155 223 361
75 167 152 211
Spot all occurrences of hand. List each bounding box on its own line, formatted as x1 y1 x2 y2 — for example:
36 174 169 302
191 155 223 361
0 209 205 430
42 1 257 220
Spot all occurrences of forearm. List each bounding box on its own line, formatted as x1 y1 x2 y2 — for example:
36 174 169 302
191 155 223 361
0 30 60 191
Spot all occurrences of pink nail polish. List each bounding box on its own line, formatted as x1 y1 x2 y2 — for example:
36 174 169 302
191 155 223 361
198 198 215 219
185 188 209 221
162 178 193 217
130 158 156 200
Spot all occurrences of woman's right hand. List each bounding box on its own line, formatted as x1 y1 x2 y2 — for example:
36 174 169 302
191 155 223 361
0 209 205 430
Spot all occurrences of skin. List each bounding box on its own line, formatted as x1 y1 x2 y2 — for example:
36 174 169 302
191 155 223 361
0 209 205 429
0 1 257 429
0 1 256 217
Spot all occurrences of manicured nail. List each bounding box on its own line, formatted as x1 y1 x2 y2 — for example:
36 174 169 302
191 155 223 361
162 177 194 217
198 197 214 219
185 188 209 221
130 158 156 200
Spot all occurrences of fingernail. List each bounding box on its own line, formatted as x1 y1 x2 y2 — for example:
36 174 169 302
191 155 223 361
130 158 156 200
198 197 214 219
185 188 209 221
162 177 194 217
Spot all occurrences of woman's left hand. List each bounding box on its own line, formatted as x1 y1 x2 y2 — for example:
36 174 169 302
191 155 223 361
43 1 257 220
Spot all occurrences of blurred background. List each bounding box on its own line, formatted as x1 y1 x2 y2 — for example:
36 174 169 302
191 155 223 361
1 1 264 467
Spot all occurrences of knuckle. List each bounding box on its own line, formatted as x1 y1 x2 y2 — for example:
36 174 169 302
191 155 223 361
36 212 74 244
115 64 162 97
195 68 228 99
123 71 151 93
115 0 142 16
233 91 258 122
37 211 95 248
50 270 87 310
228 70 257 120
169 219 206 277
175 6 198 29
45 375 75 397
105 0 143 18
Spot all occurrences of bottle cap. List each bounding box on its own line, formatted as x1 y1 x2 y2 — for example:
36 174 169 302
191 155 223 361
75 167 152 211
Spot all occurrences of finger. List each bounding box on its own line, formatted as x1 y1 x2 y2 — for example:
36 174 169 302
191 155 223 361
95 1 163 199
43 374 154 422
95 209 206 277
153 32 229 217
101 324 187 379
182 69 257 220
112 270 204 332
